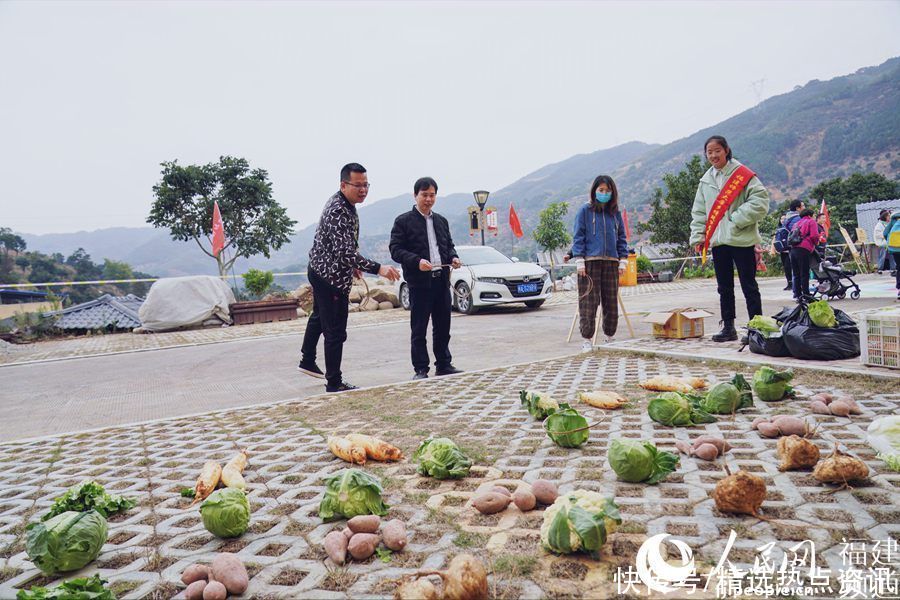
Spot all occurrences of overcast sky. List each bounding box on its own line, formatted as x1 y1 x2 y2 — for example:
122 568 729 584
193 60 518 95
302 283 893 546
2 1 899 235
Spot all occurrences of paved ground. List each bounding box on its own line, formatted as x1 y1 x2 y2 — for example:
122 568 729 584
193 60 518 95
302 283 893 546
0 353 897 599
2 277 897 444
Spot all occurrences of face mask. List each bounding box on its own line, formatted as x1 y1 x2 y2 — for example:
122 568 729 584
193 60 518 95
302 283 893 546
595 192 612 203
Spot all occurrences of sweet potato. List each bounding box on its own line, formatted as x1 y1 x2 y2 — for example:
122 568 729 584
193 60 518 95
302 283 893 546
512 489 537 511
342 527 354 540
693 443 719 461
324 530 349 564
348 515 381 534
531 479 558 505
383 519 408 551
757 422 780 438
674 440 692 455
691 436 731 453
185 580 207 600
809 400 831 415
490 486 511 497
751 416 768 430
348 532 380 560
181 564 209 585
774 417 809 437
809 393 830 405
472 492 510 514
828 401 851 417
210 552 249 595
202 581 227 600
836 396 862 415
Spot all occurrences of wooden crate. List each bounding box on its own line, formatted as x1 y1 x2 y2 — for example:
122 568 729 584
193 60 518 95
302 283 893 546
229 299 299 325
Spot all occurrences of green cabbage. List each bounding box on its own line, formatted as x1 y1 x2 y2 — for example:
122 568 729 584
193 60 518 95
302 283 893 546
808 300 836 328
747 315 781 336
319 468 389 521
608 439 679 484
544 404 589 448
16 574 114 600
647 392 717 427
200 488 250 537
413 437 473 479
519 390 560 420
751 367 794 402
25 510 108 575
43 481 135 521
699 377 753 414
540 490 621 558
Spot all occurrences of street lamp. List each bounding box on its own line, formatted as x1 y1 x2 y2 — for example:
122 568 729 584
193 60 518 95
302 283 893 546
473 190 490 246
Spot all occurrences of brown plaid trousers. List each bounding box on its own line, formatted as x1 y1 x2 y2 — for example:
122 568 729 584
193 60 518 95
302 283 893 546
578 259 619 339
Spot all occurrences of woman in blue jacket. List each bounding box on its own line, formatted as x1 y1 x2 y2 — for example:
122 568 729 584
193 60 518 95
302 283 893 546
572 175 629 350
882 210 900 300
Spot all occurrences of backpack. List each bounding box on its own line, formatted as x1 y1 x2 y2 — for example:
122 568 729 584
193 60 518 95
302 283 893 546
888 219 900 252
788 222 804 248
774 225 790 253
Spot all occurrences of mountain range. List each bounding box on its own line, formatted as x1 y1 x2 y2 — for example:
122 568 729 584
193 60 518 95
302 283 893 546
18 56 900 278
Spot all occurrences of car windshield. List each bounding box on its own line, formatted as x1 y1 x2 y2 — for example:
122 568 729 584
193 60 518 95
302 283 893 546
458 247 513 266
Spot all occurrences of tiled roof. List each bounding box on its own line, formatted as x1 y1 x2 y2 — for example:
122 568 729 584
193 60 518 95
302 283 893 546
47 294 144 330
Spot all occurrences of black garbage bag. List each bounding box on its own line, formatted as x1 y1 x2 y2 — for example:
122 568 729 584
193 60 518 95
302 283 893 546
781 304 860 361
747 329 791 357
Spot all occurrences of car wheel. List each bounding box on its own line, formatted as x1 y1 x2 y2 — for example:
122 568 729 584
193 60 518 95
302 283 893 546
525 299 545 309
399 283 410 311
455 282 478 315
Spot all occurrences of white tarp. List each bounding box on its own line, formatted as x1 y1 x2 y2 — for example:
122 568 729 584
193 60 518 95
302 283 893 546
137 276 235 332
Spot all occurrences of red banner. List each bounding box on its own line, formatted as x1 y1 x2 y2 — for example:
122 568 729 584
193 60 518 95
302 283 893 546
820 199 831 236
509 203 523 238
701 165 755 264
622 208 631 242
212 200 226 257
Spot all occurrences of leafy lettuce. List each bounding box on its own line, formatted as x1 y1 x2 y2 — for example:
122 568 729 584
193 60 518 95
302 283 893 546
413 437 473 479
318 468 389 521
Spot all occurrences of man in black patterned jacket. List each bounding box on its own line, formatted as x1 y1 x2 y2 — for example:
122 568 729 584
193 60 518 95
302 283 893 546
298 163 400 393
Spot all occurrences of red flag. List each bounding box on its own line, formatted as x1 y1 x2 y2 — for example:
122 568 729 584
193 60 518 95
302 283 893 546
622 208 632 242
819 199 831 235
211 200 226 257
509 203 523 238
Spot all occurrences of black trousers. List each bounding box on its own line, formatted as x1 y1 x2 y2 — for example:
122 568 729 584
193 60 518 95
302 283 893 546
790 247 812 300
300 269 349 386
779 251 793 285
408 274 452 373
711 245 762 323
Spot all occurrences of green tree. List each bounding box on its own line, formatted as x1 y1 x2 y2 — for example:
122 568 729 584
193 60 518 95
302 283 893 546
148 156 297 276
102 259 134 281
242 269 274 299
66 248 102 280
806 172 900 232
0 227 26 260
533 201 571 282
638 155 709 253
26 253 69 284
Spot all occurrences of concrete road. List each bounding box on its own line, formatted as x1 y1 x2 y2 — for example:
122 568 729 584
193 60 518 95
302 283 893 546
2 275 893 442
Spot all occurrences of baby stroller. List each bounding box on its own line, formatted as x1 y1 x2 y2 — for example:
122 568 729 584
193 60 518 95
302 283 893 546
810 250 861 300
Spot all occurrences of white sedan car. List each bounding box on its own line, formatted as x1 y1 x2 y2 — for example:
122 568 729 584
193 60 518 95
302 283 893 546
398 245 552 314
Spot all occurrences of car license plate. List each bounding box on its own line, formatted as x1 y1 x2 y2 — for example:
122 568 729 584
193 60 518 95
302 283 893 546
517 283 539 294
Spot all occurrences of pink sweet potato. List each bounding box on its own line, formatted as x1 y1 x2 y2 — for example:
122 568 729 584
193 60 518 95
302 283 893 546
382 519 408 551
828 401 851 418
693 443 719 461
348 533 380 560
691 436 732 453
181 564 209 585
751 417 768 430
490 486 512 497
512 489 537 511
185 581 207 600
757 422 780 438
202 581 227 600
324 530 349 564
210 553 248 595
531 479 558 505
774 417 809 437
674 440 693 456
472 492 510 515
809 400 831 415
348 515 381 534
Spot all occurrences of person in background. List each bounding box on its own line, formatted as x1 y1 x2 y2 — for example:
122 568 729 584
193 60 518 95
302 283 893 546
881 211 900 300
571 175 628 351
299 163 401 392
389 177 462 380
689 135 769 342
773 200 804 290
789 208 819 303
873 209 892 274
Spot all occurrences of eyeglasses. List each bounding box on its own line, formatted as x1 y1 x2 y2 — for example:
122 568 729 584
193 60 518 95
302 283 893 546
342 181 371 189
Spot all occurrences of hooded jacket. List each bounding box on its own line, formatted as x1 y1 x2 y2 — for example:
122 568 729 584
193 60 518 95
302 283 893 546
689 159 770 249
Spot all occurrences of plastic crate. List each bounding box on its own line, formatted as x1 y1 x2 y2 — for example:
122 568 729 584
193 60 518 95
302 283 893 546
860 306 900 369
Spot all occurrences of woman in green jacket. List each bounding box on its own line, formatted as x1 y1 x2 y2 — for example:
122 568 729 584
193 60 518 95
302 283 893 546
689 135 770 342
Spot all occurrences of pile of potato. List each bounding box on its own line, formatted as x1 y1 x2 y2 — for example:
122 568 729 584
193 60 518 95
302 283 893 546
751 415 814 438
808 393 862 417
181 553 248 600
472 479 558 515
323 515 408 564
674 436 732 461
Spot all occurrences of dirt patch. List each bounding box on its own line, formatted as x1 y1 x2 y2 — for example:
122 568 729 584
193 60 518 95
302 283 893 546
270 568 309 586
258 543 290 557
320 567 359 591
217 538 250 553
549 560 589 580
249 520 278 535
665 522 699 536
108 531 139 545
177 535 212 551
96 552 140 570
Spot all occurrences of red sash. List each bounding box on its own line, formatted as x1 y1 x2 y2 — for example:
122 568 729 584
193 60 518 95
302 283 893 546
701 165 755 264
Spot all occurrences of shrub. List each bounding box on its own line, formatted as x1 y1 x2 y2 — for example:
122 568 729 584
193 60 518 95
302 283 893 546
242 269 274 299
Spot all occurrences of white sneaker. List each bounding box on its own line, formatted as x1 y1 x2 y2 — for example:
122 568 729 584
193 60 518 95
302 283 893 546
581 340 593 352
